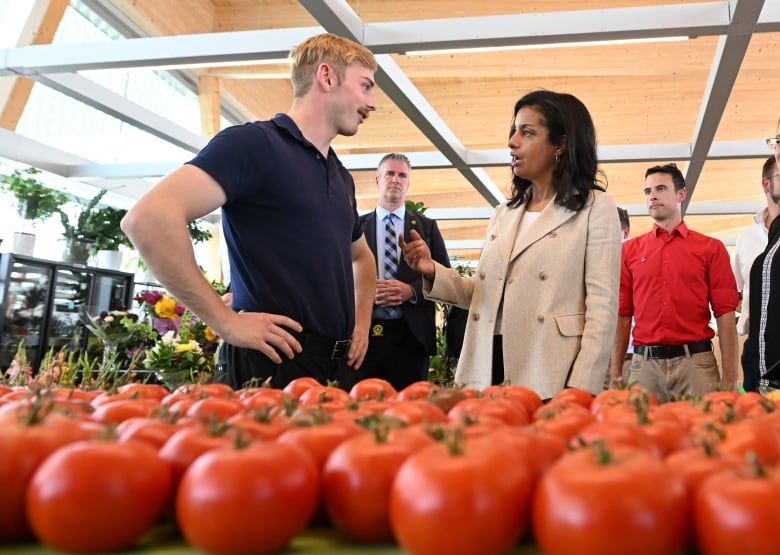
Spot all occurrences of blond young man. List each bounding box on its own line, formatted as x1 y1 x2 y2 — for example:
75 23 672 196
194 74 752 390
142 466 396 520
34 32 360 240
123 34 378 390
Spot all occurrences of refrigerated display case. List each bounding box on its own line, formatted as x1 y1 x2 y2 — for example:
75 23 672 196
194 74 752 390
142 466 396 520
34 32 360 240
0 253 134 373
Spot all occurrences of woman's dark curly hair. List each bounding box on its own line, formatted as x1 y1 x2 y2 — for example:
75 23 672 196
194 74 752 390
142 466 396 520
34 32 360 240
507 90 606 211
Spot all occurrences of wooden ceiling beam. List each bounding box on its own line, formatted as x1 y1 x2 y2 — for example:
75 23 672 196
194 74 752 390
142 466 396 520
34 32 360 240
197 76 222 138
0 0 68 130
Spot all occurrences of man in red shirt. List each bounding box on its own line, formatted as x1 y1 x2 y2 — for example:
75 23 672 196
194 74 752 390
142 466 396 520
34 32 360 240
609 163 739 402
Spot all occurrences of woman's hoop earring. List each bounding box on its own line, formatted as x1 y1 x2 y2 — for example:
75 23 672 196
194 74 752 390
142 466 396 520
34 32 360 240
554 154 560 162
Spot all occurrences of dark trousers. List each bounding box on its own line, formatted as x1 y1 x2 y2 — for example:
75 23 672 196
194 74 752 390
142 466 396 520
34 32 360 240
742 337 758 392
360 319 429 391
492 335 504 386
214 337 363 392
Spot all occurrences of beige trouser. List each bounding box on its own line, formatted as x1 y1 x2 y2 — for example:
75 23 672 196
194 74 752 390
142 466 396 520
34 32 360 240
627 348 720 403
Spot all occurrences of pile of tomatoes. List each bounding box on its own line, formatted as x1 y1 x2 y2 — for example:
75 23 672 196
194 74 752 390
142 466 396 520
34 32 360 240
1 377 779 555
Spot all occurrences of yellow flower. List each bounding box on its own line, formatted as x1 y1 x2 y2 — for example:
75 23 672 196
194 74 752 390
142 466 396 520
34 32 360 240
174 342 198 353
155 296 179 319
204 327 216 341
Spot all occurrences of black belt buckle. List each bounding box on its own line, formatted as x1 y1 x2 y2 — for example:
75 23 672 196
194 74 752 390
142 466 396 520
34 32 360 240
331 339 351 360
650 345 682 358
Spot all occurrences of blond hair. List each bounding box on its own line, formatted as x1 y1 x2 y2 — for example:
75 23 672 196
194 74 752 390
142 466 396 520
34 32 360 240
289 33 377 97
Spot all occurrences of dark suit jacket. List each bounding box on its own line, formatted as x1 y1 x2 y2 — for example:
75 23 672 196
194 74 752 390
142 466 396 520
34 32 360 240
360 209 450 355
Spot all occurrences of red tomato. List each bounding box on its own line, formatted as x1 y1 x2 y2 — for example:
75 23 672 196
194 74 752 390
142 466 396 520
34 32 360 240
383 399 448 425
26 440 171 553
396 380 440 401
184 396 245 424
390 435 533 555
276 420 366 472
176 442 318 555
276 418 367 524
172 382 235 398
116 382 170 401
716 419 780 466
638 416 692 457
533 445 689 555
158 424 245 492
665 446 743 498
226 408 290 441
88 398 160 424
116 416 181 450
297 385 351 411
590 385 658 419
447 396 529 427
283 376 322 398
355 398 396 415
238 386 290 410
695 463 780 555
734 391 774 419
322 426 434 542
0 410 88 541
348 377 398 401
552 387 595 409
569 420 659 456
531 400 596 441
482 384 543 415
484 426 566 484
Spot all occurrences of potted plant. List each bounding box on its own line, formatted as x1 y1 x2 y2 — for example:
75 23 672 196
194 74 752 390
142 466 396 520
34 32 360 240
1 168 69 255
85 205 131 269
57 188 109 264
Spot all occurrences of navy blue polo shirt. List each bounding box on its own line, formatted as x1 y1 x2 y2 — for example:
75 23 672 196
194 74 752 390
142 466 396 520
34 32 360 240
187 114 362 340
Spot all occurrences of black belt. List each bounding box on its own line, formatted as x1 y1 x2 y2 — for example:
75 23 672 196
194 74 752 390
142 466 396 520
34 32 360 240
633 340 712 359
293 331 351 360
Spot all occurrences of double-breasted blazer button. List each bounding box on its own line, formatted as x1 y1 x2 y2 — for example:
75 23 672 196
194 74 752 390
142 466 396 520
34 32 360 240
473 313 480 321
537 315 544 322
479 271 486 280
489 234 497 241
539 271 547 280
549 231 557 238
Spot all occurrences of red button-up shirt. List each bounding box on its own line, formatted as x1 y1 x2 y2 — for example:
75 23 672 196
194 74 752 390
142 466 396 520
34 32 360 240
619 221 738 346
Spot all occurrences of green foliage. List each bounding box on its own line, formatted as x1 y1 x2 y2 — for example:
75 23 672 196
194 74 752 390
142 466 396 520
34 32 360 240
405 199 427 215
428 317 455 386
85 205 131 253
428 261 475 386
1 168 69 223
187 219 212 244
57 188 109 241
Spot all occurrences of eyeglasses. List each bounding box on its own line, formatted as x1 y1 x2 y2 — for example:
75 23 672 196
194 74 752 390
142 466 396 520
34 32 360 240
767 137 780 150
766 174 780 181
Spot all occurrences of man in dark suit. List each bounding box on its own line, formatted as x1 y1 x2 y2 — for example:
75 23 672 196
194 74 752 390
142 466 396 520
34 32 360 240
359 153 451 390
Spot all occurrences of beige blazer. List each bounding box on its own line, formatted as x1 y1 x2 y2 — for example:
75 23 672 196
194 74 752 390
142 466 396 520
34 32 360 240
425 190 621 399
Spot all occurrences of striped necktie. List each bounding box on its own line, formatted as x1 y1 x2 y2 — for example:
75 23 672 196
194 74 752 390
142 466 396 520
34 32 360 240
383 214 401 318
384 213 398 279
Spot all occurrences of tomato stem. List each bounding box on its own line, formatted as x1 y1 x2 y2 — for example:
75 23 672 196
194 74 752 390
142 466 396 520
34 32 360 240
443 427 466 456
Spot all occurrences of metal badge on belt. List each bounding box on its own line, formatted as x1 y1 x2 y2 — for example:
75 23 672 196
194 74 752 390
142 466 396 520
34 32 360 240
372 323 384 337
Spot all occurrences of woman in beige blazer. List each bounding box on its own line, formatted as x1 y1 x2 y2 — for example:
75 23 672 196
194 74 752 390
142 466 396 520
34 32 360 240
402 90 621 399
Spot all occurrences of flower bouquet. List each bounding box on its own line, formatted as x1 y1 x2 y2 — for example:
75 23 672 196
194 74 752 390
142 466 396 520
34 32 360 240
143 310 214 390
134 290 186 335
78 307 143 372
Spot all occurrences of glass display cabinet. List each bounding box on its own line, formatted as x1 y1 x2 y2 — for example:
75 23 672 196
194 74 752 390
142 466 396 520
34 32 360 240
0 253 134 373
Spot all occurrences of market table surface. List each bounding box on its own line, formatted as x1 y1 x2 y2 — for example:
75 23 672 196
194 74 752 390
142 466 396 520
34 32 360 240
0 525 543 554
